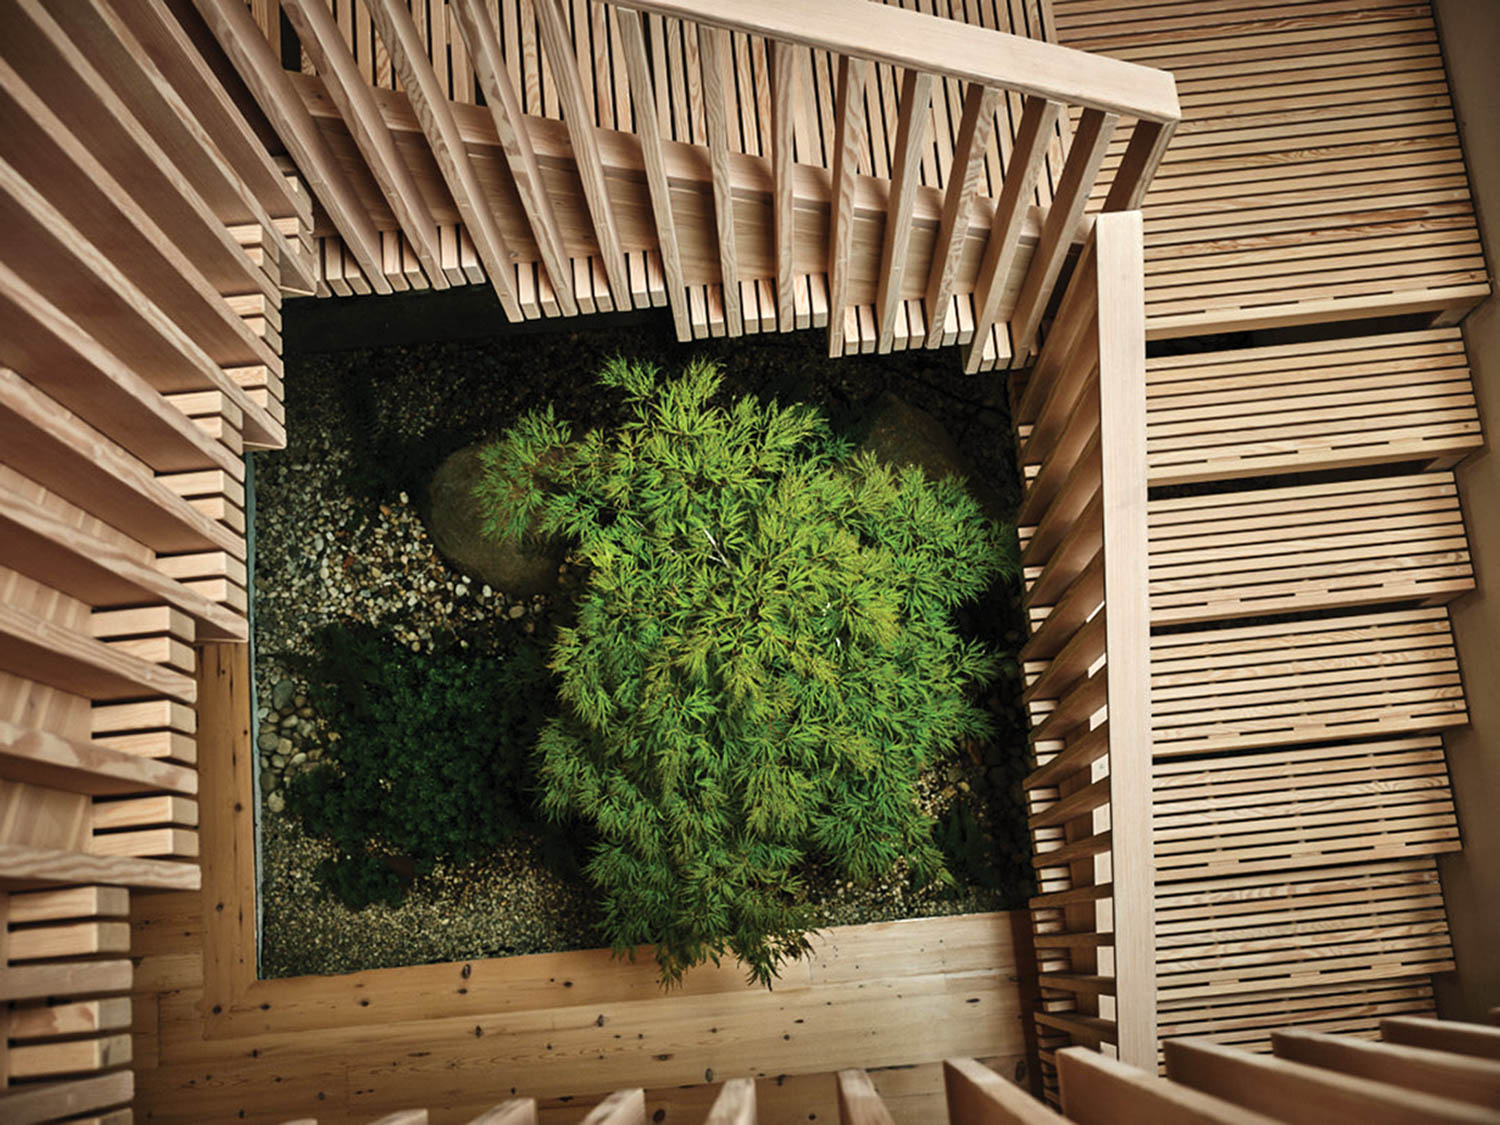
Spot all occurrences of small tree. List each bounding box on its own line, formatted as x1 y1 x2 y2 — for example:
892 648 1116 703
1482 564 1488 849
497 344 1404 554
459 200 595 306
479 358 1011 985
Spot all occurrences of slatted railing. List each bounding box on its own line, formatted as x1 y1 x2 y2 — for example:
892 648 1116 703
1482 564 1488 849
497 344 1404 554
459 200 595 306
1011 211 1154 1098
200 0 1178 368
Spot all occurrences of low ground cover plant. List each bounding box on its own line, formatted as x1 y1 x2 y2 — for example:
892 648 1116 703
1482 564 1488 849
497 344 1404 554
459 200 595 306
477 357 1013 985
284 623 549 908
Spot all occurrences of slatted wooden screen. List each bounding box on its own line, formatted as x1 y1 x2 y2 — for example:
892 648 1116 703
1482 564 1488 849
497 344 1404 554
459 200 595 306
0 0 307 1116
195 0 1178 366
1013 211 1154 1096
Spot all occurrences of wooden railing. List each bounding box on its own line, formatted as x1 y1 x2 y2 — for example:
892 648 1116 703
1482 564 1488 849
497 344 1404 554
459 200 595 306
198 0 1177 368
1012 210 1154 1098
0 0 306 1116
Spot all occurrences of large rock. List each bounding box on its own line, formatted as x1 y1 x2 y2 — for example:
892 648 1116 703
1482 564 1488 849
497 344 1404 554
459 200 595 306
425 444 563 597
857 392 968 483
856 392 1004 522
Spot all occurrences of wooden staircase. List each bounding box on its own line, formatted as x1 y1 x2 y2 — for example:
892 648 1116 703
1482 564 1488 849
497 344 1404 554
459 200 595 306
279 1016 1500 1123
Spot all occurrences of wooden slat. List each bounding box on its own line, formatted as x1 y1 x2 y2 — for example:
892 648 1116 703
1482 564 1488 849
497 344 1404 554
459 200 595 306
703 1078 756 1125
615 8 689 339
874 69 934 352
1272 1029 1500 1107
532 0 629 309
1383 1017 1500 1061
1009 107 1117 355
944 1056 1067 1122
699 26 742 335
770 40 796 331
282 0 448 289
189 0 390 291
0 601 196 704
0 483 246 642
0 717 196 797
827 55 869 357
450 0 578 316
0 843 198 891
1056 1047 1278 1125
925 82 1001 347
364 0 523 318
579 1088 646 1125
963 96 1060 372
1163 1038 1499 1124
836 1069 895 1125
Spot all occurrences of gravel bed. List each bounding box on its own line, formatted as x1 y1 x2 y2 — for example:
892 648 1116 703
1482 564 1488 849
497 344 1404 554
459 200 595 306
254 318 1032 979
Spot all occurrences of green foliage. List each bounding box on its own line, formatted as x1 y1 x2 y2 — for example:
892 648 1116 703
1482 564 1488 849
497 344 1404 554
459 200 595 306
284 623 549 908
478 358 1015 985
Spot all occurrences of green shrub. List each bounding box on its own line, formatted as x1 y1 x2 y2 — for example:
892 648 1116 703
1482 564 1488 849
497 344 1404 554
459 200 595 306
283 623 549 908
478 357 1013 985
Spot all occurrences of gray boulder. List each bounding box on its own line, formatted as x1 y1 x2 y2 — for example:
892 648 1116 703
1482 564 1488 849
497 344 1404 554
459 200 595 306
857 391 969 484
425 444 562 597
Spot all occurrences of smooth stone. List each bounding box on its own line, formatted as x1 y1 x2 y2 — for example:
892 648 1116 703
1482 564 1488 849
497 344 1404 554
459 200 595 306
425 443 563 597
272 679 296 710
257 730 279 752
277 738 293 755
267 791 285 814
507 604 526 620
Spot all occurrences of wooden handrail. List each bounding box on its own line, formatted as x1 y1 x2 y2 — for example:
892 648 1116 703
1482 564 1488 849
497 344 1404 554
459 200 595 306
614 0 1180 123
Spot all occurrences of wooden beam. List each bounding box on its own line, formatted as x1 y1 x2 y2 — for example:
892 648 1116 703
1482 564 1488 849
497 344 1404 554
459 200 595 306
836 1069 895 1125
703 1078 757 1125
699 26 742 336
925 83 1000 347
1164 1039 1498 1125
449 0 577 317
615 9 688 339
0 269 240 481
875 68 933 353
828 55 869 357
1273 1030 1500 1108
579 1089 646 1125
281 0 448 289
1092 211 1153 1069
365 0 523 318
0 154 284 450
0 717 197 797
0 483 247 643
1102 118 1174 213
531 0 630 309
4 0 273 305
1057 1048 1278 1125
1383 1017 1500 1062
8 998 133 1040
616 0 1179 121
0 369 240 558
0 601 197 704
770 41 796 332
962 96 1061 373
1009 108 1117 357
47 0 316 294
944 1056 1068 1123
188 0 391 292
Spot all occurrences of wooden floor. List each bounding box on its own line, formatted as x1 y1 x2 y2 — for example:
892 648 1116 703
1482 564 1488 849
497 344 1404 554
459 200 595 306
127 644 1033 1124
1053 0 1491 335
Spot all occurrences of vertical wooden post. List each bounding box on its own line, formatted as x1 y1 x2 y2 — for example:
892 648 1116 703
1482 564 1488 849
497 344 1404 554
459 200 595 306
770 40 796 332
827 54 868 358
1093 209 1154 1071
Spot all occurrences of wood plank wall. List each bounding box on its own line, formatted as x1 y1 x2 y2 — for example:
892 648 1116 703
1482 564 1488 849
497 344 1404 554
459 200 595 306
203 0 1179 366
1052 0 1492 337
0 0 311 1117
